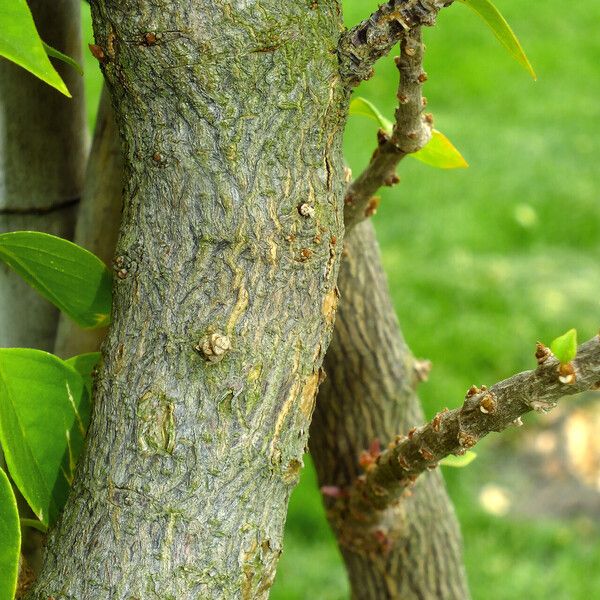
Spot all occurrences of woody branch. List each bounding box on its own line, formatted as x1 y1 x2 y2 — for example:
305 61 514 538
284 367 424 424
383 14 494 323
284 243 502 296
344 27 432 231
339 0 453 85
328 334 600 545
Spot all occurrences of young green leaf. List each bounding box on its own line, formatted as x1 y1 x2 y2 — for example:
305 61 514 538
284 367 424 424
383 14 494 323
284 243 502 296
0 0 70 96
440 451 477 468
411 129 469 169
0 231 112 329
349 97 393 134
550 328 578 364
457 0 536 79
42 41 83 76
0 349 91 526
0 468 21 600
348 98 467 170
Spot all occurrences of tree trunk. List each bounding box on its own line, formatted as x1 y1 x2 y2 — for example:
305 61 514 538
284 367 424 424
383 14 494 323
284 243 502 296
54 86 124 359
310 221 470 599
29 1 347 597
0 0 87 351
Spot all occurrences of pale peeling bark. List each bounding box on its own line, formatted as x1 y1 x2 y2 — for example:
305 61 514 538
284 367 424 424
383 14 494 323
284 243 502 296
30 1 347 598
310 221 469 599
0 0 86 350
54 86 124 359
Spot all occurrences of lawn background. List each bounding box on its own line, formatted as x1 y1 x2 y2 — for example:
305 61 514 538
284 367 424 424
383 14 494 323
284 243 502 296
80 1 600 597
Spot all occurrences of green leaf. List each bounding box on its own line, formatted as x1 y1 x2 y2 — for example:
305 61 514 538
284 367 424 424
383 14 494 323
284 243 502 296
349 98 468 170
411 129 469 169
440 451 477 468
0 349 91 526
0 0 70 96
457 0 536 80
550 328 578 364
42 41 83 76
0 468 20 600
349 97 393 133
0 231 112 329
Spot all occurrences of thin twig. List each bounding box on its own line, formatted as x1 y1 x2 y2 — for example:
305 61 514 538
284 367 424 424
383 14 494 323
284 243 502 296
344 27 431 231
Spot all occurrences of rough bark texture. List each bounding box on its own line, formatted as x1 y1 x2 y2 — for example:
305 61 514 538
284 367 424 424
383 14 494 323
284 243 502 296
0 0 86 350
310 221 469 599
54 86 124 359
30 1 347 598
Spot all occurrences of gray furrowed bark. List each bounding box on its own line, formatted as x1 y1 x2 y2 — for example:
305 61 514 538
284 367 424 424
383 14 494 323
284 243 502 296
29 1 348 597
0 0 86 351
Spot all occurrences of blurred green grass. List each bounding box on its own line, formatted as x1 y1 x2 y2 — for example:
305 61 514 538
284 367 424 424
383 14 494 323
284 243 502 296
81 1 600 597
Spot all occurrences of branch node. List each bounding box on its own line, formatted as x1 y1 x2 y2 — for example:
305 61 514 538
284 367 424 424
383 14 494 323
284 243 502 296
557 362 576 385
321 485 347 499
535 341 552 365
397 454 411 471
479 393 497 415
377 129 390 146
364 196 380 218
457 430 477 448
431 408 448 432
465 385 481 399
388 434 407 449
384 173 401 187
418 447 435 461
298 203 315 218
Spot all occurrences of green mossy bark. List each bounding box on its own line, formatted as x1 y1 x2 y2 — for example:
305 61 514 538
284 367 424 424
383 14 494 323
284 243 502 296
29 1 347 598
